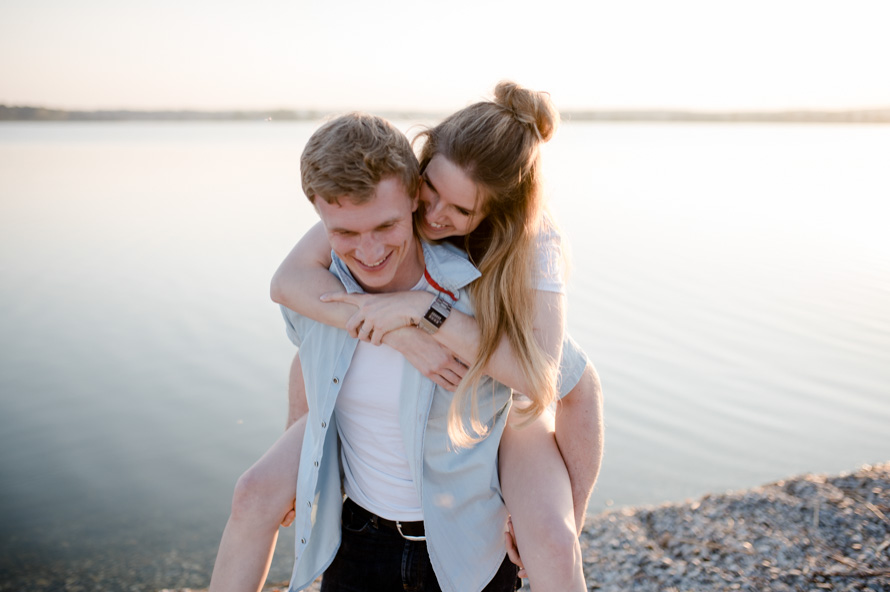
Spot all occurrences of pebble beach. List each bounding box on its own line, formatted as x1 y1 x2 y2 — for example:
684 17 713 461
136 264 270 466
164 462 889 592
576 462 889 592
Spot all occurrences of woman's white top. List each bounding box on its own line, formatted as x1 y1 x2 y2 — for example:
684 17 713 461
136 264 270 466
534 215 567 293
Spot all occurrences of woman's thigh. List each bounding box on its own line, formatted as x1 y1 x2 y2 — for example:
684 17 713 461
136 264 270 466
498 405 575 535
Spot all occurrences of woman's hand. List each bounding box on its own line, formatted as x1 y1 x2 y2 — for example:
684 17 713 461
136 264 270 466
320 291 435 345
382 327 468 391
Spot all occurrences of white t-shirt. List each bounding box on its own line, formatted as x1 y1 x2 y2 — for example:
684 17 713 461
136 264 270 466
334 277 429 521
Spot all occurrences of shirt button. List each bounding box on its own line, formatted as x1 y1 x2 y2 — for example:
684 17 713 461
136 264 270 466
301 538 306 544
321 421 327 428
332 377 339 384
307 501 312 508
314 461 319 467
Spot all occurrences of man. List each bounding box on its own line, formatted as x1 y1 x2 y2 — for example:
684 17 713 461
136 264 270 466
279 113 591 592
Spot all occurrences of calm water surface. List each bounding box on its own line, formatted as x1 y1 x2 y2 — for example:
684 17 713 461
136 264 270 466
1 121 888 590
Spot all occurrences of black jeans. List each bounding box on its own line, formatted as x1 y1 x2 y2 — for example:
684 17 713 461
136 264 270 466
321 500 520 592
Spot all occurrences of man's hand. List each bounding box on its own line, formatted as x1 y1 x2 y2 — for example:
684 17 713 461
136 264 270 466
320 291 433 345
382 327 468 391
504 517 528 579
281 499 296 527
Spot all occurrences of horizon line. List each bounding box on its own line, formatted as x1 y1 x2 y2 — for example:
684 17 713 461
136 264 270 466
2 104 890 124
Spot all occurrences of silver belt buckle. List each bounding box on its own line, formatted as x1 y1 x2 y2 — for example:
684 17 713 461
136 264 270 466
396 520 426 542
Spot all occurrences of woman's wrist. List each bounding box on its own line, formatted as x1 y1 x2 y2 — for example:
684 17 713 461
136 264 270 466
407 291 438 327
381 325 419 352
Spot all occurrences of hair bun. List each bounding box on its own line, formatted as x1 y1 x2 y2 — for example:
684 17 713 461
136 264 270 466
493 81 559 142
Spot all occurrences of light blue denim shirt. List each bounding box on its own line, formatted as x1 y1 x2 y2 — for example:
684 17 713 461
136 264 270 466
281 240 588 592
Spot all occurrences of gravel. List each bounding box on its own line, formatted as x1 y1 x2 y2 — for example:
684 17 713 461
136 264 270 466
162 462 889 592
574 462 889 592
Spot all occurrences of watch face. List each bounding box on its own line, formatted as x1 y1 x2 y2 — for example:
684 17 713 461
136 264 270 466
420 296 451 334
425 309 446 326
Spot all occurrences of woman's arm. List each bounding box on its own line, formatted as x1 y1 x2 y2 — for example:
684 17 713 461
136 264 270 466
433 290 565 395
381 326 469 391
271 225 468 387
553 363 604 532
270 221 356 329
325 289 565 396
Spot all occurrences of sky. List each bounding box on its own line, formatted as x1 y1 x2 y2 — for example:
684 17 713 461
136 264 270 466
1 0 889 113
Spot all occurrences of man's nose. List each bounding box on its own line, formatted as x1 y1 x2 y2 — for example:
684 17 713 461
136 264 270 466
357 234 384 263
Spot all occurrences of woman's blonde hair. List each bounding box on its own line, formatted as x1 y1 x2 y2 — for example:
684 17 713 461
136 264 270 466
416 81 561 446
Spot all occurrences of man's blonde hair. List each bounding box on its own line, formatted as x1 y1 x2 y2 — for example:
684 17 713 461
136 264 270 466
301 112 420 204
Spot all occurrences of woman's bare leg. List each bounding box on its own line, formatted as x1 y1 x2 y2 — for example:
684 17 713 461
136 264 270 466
499 407 586 591
208 416 306 592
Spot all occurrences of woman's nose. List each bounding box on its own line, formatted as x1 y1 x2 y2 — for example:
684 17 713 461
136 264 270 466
426 195 442 218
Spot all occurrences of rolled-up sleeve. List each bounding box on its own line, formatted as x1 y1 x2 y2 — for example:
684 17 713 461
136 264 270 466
557 334 589 399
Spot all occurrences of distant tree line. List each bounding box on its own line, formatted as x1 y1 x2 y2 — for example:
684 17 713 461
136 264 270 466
0 105 324 121
2 104 889 123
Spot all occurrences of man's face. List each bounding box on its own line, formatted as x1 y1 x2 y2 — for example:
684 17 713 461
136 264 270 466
315 177 422 294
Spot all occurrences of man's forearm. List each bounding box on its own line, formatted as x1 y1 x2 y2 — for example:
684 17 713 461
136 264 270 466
554 362 604 533
287 353 310 429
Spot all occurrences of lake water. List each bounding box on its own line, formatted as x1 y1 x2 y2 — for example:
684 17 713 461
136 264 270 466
1 121 888 590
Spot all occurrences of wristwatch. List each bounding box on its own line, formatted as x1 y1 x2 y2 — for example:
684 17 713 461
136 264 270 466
418 295 452 335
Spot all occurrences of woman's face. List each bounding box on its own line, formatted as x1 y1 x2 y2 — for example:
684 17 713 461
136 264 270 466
417 154 485 239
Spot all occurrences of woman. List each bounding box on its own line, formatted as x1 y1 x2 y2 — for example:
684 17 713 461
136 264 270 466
210 82 603 592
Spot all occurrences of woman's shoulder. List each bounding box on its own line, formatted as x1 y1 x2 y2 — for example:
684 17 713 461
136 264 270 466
535 213 564 250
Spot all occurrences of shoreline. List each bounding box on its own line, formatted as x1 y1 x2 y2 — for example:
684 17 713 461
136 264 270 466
163 462 889 592
3 105 890 124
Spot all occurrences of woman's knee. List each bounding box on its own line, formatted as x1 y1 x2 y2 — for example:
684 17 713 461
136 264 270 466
230 465 274 522
524 519 582 585
527 506 578 559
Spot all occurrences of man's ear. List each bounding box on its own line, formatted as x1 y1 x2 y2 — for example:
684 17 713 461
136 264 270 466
410 186 420 212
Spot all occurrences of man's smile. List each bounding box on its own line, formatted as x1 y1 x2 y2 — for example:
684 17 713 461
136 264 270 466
354 252 391 269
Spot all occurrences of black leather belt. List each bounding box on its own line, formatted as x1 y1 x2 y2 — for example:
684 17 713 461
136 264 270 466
344 497 426 541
